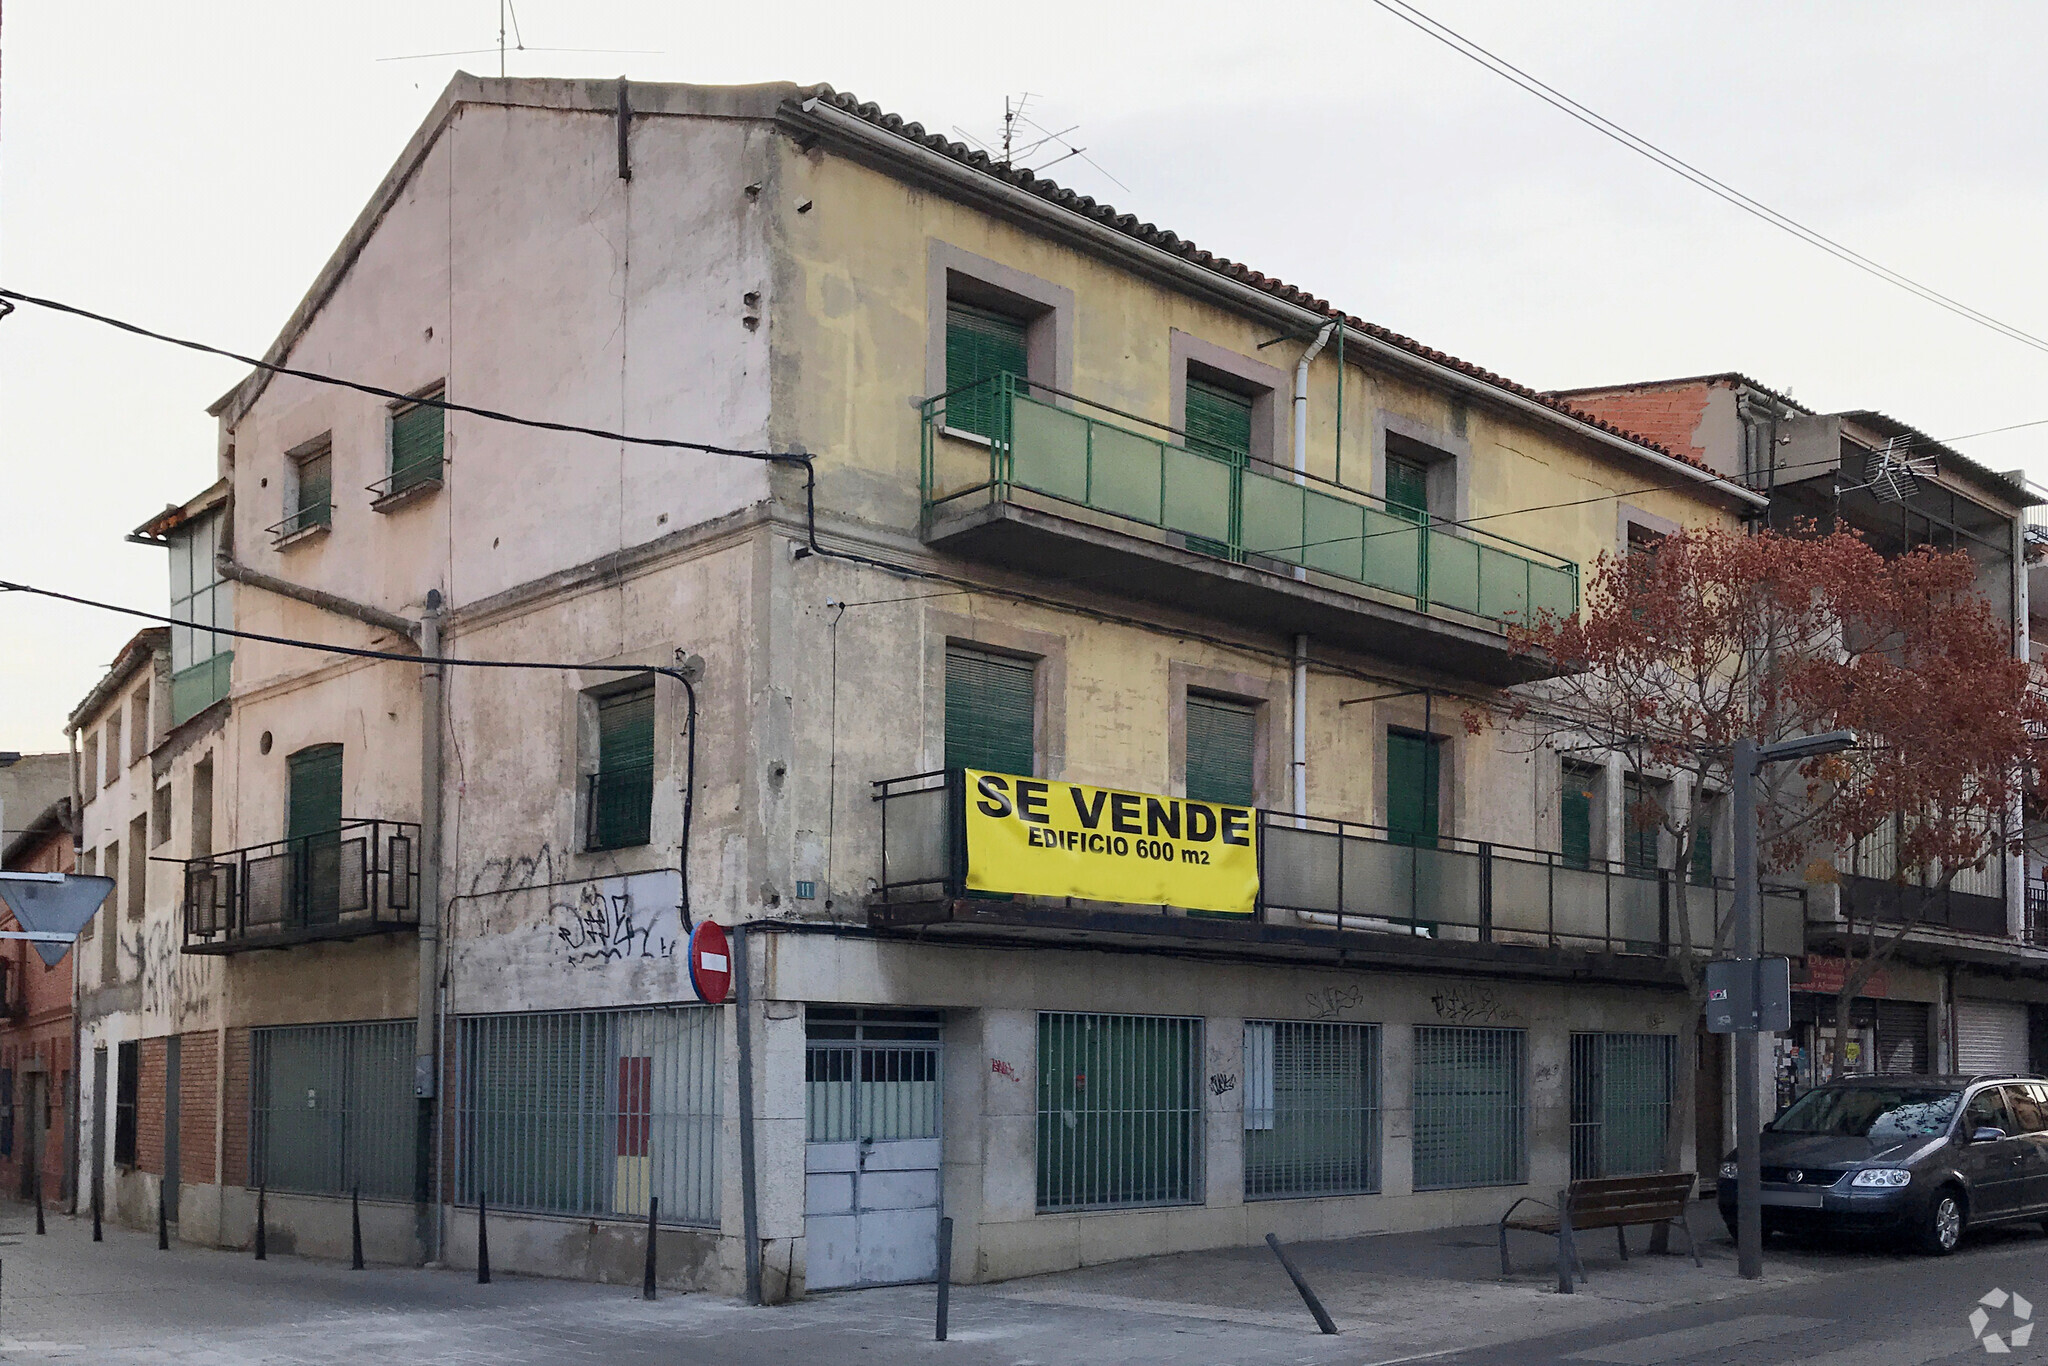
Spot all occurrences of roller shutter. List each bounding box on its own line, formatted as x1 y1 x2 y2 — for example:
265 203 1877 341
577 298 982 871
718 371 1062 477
1872 1000 1930 1075
1955 1000 2030 1075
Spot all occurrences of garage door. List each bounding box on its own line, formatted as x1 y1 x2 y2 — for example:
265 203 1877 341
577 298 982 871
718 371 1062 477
1955 1000 2030 1074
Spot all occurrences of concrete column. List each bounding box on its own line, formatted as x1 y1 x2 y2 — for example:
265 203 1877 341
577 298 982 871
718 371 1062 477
1527 1018 1571 1193
755 1001 806 1301
1382 1022 1414 1198
1204 1016 1244 1213
939 1009 988 1282
979 1010 1038 1227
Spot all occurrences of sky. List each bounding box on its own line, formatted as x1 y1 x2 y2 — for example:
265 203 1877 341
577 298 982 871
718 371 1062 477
4 1 2048 751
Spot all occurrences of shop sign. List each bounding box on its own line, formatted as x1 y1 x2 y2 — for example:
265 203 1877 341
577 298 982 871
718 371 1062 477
1802 953 1889 998
962 770 1260 916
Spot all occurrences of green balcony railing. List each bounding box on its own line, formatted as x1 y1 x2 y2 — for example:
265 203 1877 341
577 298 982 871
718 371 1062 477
921 375 1578 629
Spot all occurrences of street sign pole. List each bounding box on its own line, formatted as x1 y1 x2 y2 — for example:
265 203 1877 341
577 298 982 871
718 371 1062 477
1731 738 1763 1281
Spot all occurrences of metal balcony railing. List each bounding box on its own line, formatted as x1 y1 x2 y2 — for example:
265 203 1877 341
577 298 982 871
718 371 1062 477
920 375 1580 631
265 501 332 545
180 818 420 954
872 771 1805 959
2027 881 2048 947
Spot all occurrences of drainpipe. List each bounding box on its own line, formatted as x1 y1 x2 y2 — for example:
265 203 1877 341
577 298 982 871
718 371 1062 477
65 728 82 1215
414 590 444 1263
1289 324 1334 824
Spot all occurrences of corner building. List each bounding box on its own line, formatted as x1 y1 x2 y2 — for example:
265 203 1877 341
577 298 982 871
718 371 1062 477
84 76 1784 1295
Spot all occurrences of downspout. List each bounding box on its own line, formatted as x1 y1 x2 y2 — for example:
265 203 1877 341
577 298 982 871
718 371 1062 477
65 727 82 1215
1289 323 1335 823
415 591 444 1264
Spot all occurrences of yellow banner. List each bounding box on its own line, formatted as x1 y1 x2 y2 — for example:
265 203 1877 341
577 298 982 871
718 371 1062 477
962 770 1260 915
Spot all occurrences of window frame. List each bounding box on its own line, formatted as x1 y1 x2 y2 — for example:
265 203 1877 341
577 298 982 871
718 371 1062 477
1242 1019 1382 1201
585 678 658 853
277 433 335 544
926 244 1073 444
113 1040 139 1169
1183 691 1260 809
376 383 447 508
943 644 1039 778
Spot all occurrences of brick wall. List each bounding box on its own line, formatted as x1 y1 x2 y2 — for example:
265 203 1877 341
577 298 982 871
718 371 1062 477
179 1031 218 1186
136 1037 166 1175
221 1028 250 1187
1564 381 1713 466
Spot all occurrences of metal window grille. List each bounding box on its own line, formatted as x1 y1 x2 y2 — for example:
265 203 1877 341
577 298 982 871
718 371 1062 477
455 1006 719 1226
250 1022 417 1200
1569 1033 1675 1181
113 1040 139 1168
805 1009 942 1143
1412 1026 1526 1191
1036 1012 1202 1212
1243 1020 1381 1200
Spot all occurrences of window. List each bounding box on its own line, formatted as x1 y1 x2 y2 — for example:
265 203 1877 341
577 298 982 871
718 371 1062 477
384 386 446 500
1243 1020 1381 1199
945 646 1035 776
1185 694 1257 807
1570 1033 1674 1180
190 757 214 858
1037 1012 1201 1211
127 815 148 918
102 715 122 787
944 304 1029 440
1963 1087 2011 1137
113 1040 139 1168
129 685 151 764
456 1006 720 1224
1622 775 1665 873
1385 454 1431 523
152 785 173 848
287 744 345 841
1184 377 1254 463
1690 795 1719 885
588 685 656 852
805 1008 942 1143
1561 761 1600 869
251 1022 417 1199
1412 1026 1526 1190
168 507 234 724
81 731 99 795
1386 729 1441 848
282 436 333 538
2004 1084 2048 1136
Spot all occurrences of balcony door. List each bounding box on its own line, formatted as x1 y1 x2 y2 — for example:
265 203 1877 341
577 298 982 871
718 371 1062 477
1387 730 1440 848
288 744 344 927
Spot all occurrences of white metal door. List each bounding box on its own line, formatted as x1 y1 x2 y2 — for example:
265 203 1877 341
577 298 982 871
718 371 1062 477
1956 1001 2029 1074
804 1010 943 1291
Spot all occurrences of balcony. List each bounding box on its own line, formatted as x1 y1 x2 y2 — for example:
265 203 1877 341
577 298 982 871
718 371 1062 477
180 819 420 954
871 772 1804 982
920 377 1580 686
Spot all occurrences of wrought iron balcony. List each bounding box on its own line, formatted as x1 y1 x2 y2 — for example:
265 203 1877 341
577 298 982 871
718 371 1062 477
871 772 1805 972
919 377 1580 684
180 819 420 954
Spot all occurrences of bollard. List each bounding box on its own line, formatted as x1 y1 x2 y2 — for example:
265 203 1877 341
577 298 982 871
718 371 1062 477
255 1185 267 1261
158 1185 169 1251
642 1196 659 1301
92 1186 102 1243
34 1182 44 1236
351 1186 364 1271
935 1216 954 1342
477 1193 491 1285
1264 1234 1338 1336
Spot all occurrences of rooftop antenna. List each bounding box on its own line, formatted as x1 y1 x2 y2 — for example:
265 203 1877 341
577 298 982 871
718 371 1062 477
1865 434 1938 504
951 93 1128 190
377 0 658 68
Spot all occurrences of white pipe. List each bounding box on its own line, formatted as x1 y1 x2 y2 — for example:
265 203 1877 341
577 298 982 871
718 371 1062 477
1291 633 1310 821
1292 322 1337 483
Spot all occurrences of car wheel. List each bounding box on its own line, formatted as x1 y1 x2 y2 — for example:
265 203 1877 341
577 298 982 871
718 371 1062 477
1918 1189 1965 1256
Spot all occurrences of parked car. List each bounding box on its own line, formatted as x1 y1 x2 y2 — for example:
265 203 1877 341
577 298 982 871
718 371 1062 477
1717 1074 2048 1255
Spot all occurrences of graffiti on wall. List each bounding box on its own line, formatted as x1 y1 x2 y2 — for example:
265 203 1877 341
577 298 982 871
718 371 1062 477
122 919 213 1023
1429 983 1522 1025
1303 984 1368 1020
462 845 682 968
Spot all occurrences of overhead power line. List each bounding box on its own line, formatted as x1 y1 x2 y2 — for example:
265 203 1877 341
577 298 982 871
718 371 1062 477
1366 0 2048 357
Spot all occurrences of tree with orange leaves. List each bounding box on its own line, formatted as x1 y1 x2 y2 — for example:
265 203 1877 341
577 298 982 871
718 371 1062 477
1491 522 2043 1169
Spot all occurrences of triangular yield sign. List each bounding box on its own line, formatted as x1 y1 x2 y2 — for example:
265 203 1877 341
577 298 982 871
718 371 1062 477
0 874 115 967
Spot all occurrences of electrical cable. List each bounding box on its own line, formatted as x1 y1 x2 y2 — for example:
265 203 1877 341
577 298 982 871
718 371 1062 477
1366 0 2048 356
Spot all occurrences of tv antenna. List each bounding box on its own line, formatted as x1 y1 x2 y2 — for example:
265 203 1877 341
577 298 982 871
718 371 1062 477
377 0 659 74
1849 434 1939 504
952 92 1128 191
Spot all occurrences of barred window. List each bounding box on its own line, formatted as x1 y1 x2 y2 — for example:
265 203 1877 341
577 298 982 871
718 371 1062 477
1037 1012 1202 1212
456 1006 719 1226
113 1040 139 1169
251 1022 417 1200
1243 1020 1380 1200
1412 1026 1526 1191
1570 1033 1675 1180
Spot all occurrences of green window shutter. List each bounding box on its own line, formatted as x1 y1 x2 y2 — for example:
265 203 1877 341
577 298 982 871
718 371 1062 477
1386 730 1440 848
593 685 656 850
1623 776 1660 871
1690 812 1716 885
1561 763 1596 869
287 744 344 840
945 647 1035 776
1185 695 1257 807
1385 455 1430 523
297 450 333 529
944 305 1030 440
1184 379 1254 463
389 392 445 494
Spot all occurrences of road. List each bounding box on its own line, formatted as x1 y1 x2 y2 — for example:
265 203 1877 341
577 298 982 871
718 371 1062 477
0 1204 2044 1364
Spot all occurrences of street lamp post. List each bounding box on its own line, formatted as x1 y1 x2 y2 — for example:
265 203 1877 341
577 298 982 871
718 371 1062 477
1731 729 1857 1281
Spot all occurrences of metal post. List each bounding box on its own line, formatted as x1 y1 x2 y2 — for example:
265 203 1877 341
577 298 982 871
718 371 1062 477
1263 1234 1338 1335
733 925 763 1307
1731 737 1763 1281
255 1184 266 1260
477 1193 490 1285
352 1187 364 1270
34 1182 44 1236
157 1183 168 1250
935 1216 953 1341
642 1196 658 1301
92 1185 102 1242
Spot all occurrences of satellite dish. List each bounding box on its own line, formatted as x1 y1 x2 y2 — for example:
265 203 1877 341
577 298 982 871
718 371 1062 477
1867 435 1937 504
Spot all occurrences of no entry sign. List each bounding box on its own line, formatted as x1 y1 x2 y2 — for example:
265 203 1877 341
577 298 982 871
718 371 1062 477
687 920 732 1004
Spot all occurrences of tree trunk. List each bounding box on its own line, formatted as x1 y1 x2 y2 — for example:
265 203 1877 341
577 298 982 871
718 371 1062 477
1652 1007 1703 1254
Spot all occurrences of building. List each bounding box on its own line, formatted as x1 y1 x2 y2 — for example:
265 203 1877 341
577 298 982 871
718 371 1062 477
86 76 1795 1295
1559 374 2048 1089
0 793 79 1207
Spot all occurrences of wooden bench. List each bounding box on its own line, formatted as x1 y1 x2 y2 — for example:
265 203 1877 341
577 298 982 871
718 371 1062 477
1499 1172 1702 1292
